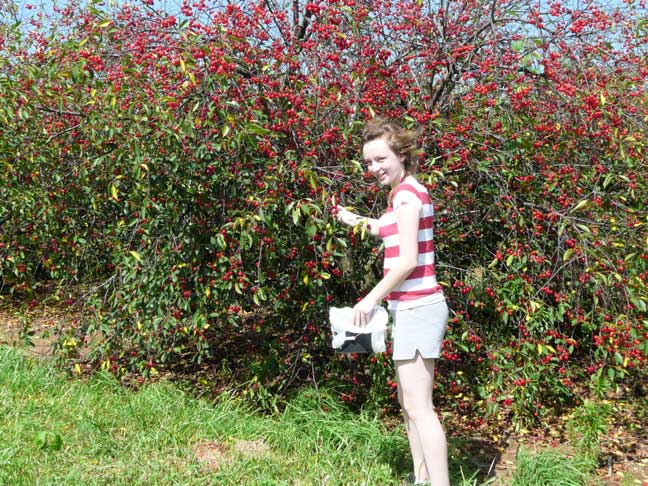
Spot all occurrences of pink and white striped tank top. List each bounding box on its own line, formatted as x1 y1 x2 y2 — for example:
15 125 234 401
378 177 444 310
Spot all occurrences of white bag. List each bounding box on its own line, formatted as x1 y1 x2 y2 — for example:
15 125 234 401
329 306 388 353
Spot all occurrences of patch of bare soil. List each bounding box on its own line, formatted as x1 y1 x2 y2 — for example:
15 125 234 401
193 438 272 472
193 441 233 472
0 291 90 360
493 438 519 483
597 442 648 486
486 424 648 485
1 305 54 357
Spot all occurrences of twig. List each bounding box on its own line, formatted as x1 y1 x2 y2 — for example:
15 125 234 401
71 274 117 307
36 105 85 117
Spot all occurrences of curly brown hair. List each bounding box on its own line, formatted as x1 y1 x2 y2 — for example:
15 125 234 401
361 117 421 173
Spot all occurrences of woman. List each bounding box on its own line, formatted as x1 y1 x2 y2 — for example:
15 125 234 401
336 118 450 486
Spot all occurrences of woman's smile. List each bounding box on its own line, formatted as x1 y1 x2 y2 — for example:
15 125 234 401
362 137 405 189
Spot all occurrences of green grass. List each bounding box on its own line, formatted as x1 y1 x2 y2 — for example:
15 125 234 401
510 447 598 486
1 345 605 485
0 346 497 485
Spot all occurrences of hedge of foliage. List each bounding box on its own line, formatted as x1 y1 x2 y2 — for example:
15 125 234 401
1 0 646 424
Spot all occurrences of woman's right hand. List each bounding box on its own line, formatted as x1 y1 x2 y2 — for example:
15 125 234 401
335 205 360 226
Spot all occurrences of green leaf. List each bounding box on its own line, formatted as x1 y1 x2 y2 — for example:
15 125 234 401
511 40 525 52
603 173 615 189
50 433 63 451
34 431 63 451
575 224 592 234
246 123 271 136
570 199 589 213
34 431 47 449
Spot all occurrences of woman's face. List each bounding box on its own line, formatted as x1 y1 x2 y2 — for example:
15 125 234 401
362 137 405 189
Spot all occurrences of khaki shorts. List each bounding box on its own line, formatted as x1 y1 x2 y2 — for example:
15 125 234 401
390 300 448 360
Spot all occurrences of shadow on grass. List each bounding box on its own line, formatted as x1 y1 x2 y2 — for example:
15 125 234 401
375 431 501 485
450 436 502 484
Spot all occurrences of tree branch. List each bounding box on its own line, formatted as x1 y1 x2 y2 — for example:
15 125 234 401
36 105 85 117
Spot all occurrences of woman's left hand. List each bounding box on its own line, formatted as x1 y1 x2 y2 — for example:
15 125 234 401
353 298 377 328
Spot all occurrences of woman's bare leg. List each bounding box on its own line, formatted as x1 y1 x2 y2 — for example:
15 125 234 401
399 391 429 481
396 354 449 486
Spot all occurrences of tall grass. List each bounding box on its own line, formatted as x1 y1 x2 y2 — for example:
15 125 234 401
0 346 494 485
510 448 598 486
566 400 612 461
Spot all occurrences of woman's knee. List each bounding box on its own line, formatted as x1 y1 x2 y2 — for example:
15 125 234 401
400 393 434 422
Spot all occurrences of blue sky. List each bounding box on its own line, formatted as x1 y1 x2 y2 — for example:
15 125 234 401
9 0 638 20
5 0 641 36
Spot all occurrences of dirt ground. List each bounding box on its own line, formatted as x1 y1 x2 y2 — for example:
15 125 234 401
1 300 646 485
0 299 74 358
